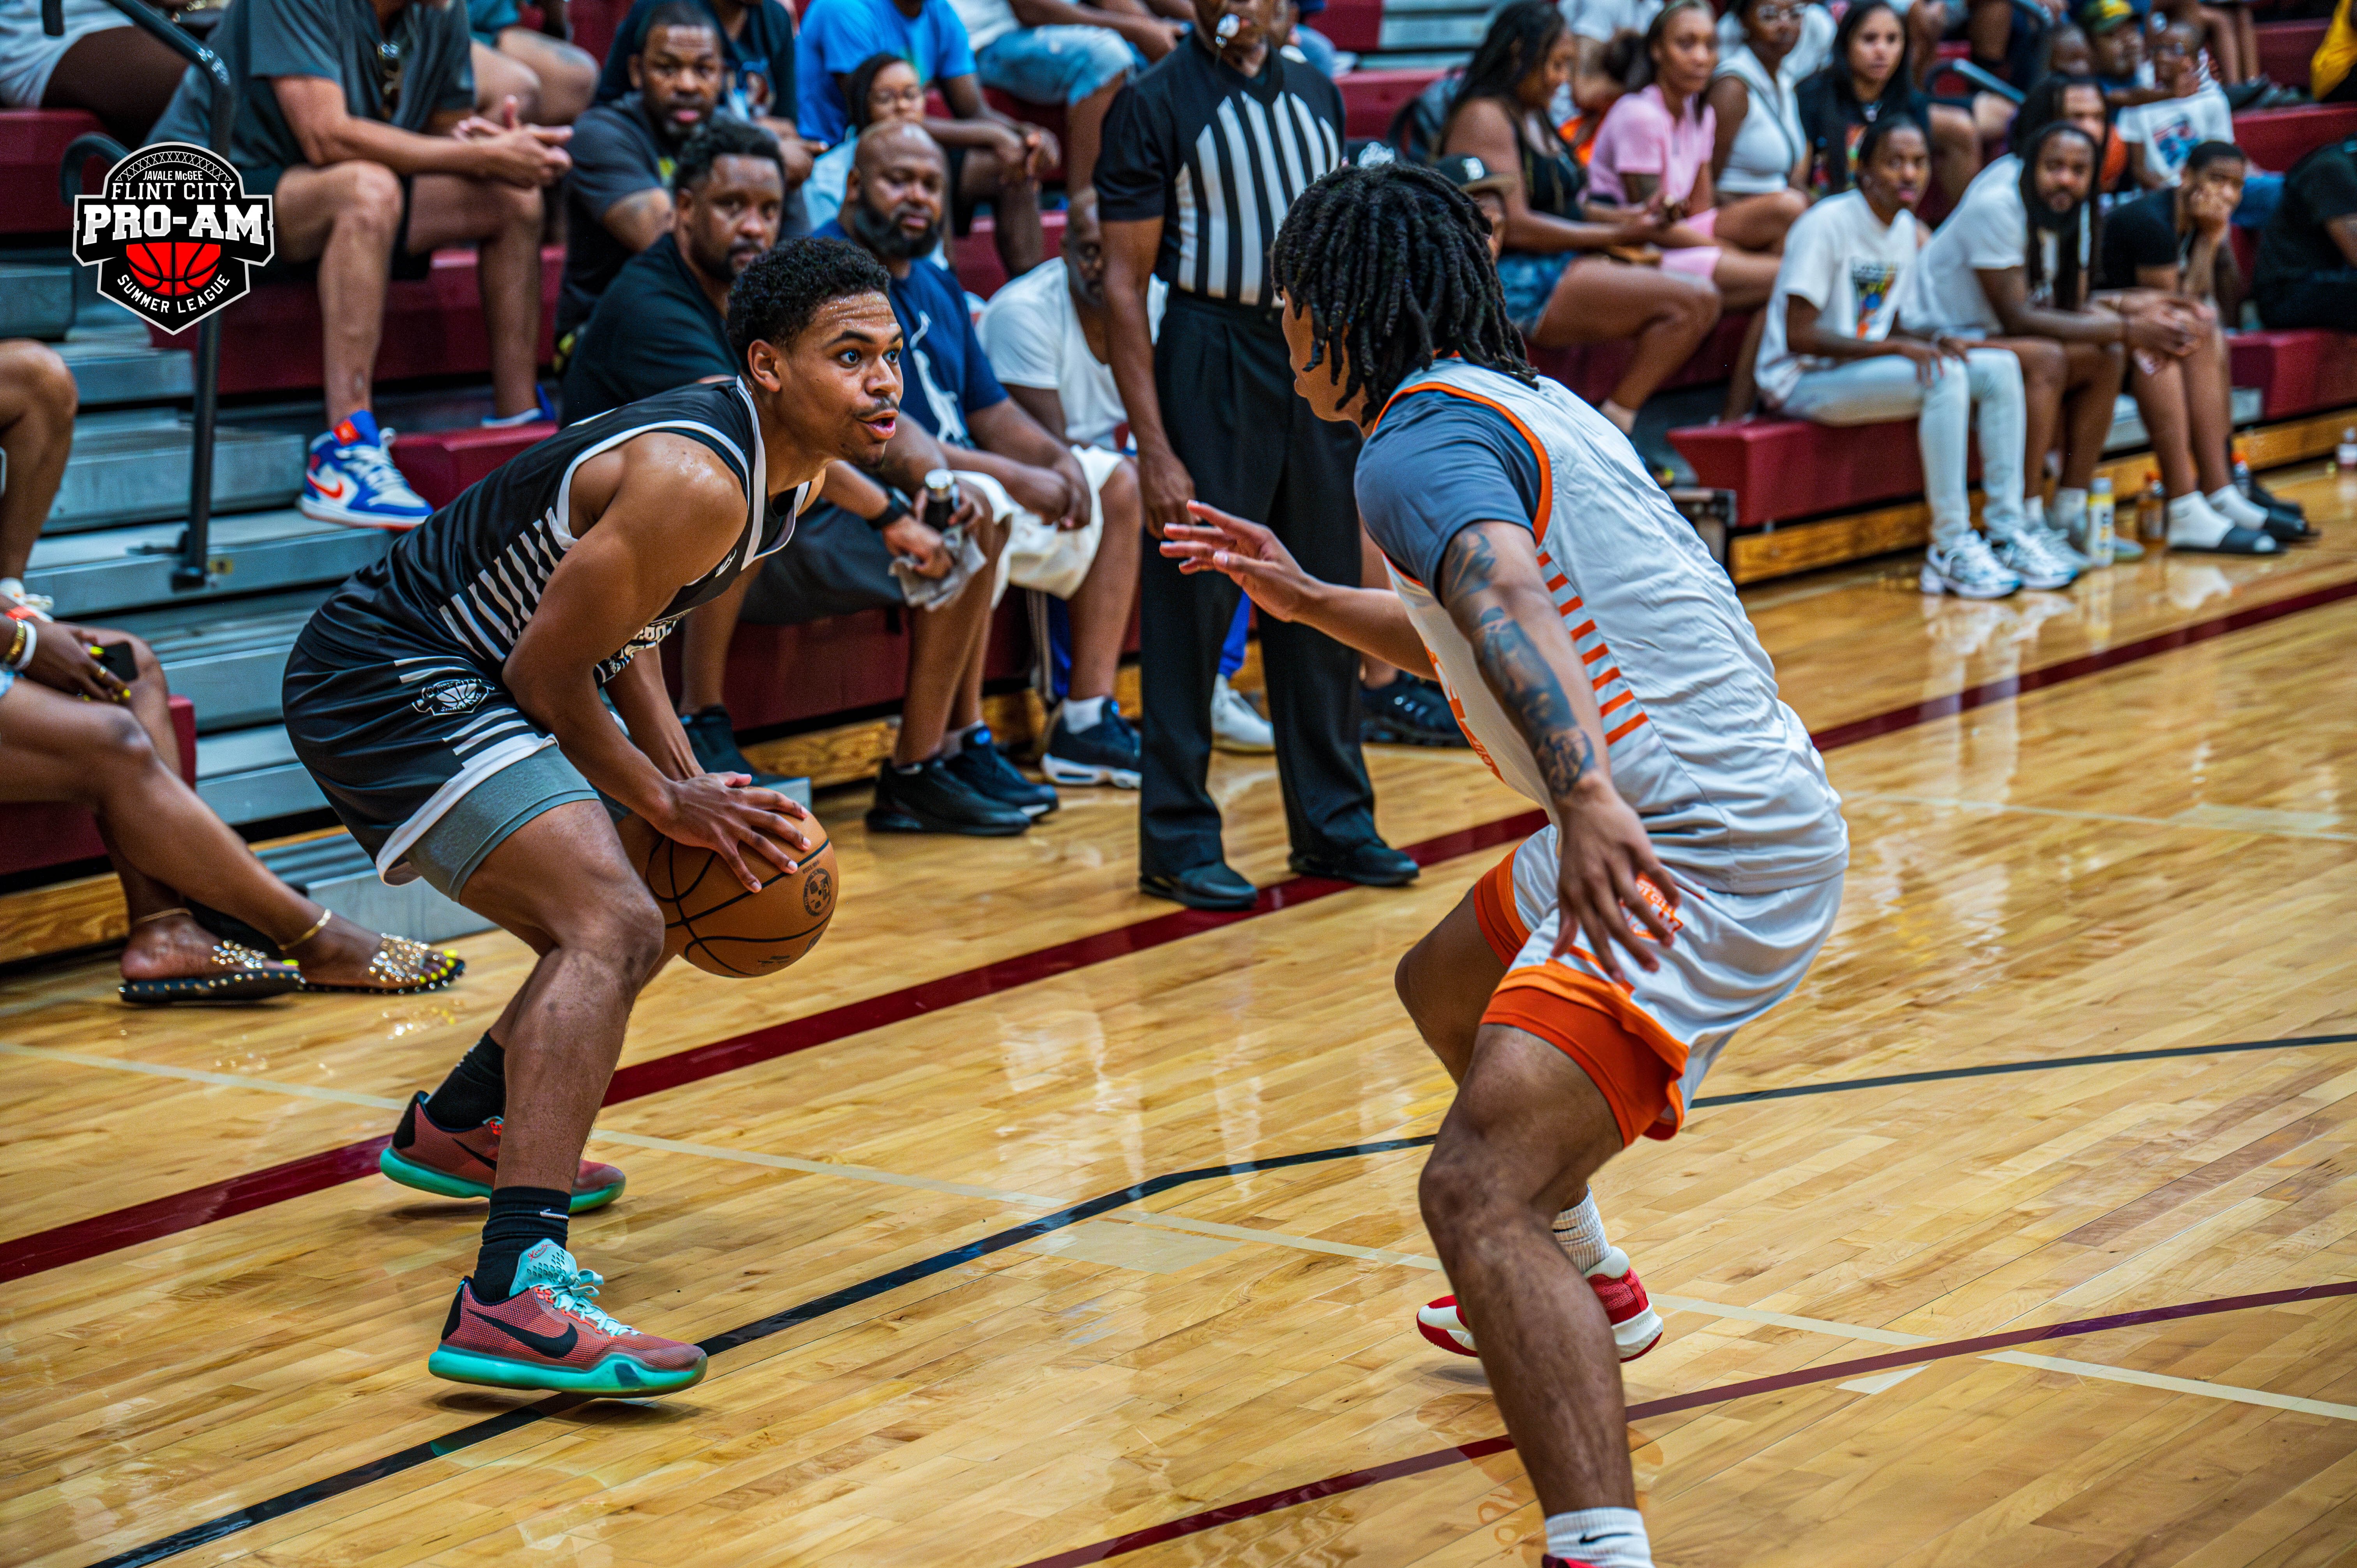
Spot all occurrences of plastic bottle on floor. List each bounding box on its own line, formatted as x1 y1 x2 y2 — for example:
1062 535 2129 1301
2085 477 2116 567
2338 428 2357 472
2138 470 2166 545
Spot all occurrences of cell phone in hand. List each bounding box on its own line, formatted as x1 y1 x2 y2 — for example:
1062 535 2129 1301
94 640 138 685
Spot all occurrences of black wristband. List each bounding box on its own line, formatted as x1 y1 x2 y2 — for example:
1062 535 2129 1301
866 496 912 531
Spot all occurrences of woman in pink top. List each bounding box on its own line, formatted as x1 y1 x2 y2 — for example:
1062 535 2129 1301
1588 0 1788 415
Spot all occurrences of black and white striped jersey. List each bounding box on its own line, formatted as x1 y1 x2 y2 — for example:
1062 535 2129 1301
301 380 806 683
1095 35 1345 311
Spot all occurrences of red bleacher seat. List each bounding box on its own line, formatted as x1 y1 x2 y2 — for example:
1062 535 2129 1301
702 600 1034 732
1529 311 1753 407
949 207 1069 298
0 696 195 879
1316 0 1384 55
1339 68 1438 143
162 245 563 397
1667 414 1983 528
2232 102 2357 171
394 422 558 508
0 107 103 235
2229 329 2357 420
2256 18 2327 89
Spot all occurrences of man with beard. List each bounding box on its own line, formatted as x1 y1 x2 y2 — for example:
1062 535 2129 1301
558 4 810 357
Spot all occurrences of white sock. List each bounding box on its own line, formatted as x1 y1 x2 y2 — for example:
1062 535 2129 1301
2053 487 2089 534
940 721 985 759
1062 695 1107 731
2022 494 2046 531
2167 491 2233 547
1546 1506 1652 1568
1553 1193 1612 1274
2208 486 2269 528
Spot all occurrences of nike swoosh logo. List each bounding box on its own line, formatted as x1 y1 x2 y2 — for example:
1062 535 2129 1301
311 477 348 500
482 1314 578 1358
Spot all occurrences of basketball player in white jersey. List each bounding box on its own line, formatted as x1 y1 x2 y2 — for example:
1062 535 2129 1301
1161 163 1847 1568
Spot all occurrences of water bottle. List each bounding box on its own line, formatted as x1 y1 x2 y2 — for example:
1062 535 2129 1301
2085 477 2115 567
922 468 958 529
2138 470 2166 544
2232 438 2252 497
2338 428 2357 473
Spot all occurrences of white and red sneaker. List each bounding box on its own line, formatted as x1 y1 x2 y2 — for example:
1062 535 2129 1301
1541 1559 1601 1568
1416 1247 1665 1362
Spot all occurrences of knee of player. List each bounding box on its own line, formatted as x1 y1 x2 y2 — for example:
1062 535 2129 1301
575 887 667 980
495 180 544 231
338 162 405 232
6 339 77 418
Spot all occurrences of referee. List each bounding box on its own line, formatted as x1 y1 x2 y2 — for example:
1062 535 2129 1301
1096 0 1414 910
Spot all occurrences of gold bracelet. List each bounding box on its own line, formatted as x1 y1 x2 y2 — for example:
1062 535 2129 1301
130 906 193 927
2 621 24 670
280 907 334 952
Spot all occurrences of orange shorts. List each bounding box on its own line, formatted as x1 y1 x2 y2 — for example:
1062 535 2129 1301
1473 850 1687 1147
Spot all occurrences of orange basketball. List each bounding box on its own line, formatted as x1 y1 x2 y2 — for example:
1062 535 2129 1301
618 812 837 978
125 240 221 296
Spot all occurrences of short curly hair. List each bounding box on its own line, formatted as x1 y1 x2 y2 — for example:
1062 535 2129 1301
726 237 894 364
671 117 785 195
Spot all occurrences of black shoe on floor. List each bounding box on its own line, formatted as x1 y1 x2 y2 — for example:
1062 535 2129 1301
2260 509 2317 544
681 705 791 786
945 727 1058 816
1139 862 1258 910
1042 706 1141 788
1289 840 1419 886
867 758 1031 836
1360 674 1468 748
2245 476 2305 521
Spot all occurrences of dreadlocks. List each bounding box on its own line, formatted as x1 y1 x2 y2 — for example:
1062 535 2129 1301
2017 121 2102 310
1269 162 1535 418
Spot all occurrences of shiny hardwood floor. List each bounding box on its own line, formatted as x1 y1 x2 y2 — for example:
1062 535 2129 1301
4 465 2354 1568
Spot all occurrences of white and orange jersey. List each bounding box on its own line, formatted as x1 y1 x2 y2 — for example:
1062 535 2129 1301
1356 358 1847 895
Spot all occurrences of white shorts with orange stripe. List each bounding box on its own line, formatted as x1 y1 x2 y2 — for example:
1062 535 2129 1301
1473 825 1843 1144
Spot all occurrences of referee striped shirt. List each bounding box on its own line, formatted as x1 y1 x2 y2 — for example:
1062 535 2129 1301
1094 36 1346 310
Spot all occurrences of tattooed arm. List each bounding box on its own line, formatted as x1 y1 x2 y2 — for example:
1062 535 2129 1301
1436 521 1678 979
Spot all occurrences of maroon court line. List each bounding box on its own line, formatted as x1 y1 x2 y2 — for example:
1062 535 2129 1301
8 572 2356 1287
1014 1277 2357 1568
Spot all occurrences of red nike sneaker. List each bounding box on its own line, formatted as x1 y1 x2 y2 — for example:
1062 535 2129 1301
379 1092 625 1213
429 1240 707 1395
1416 1247 1665 1361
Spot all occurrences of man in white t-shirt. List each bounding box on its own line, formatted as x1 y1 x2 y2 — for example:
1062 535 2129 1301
1759 117 2064 597
975 196 1154 786
2120 21 2235 189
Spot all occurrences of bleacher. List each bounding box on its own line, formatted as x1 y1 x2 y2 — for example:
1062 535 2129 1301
2 3 2350 955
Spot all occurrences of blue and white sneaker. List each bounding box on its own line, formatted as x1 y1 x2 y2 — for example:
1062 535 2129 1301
481 387 556 429
1990 526 2082 590
301 410 433 531
1919 533 2022 599
1042 703 1141 788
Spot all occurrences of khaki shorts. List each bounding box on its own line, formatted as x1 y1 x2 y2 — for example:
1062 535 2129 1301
958 445 1128 605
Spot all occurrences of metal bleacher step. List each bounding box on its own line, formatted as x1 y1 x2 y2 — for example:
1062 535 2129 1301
48 415 304 533
193 722 325 825
105 586 334 734
56 325 192 408
1377 4 1488 51
255 832 493 944
0 262 76 341
24 507 391 622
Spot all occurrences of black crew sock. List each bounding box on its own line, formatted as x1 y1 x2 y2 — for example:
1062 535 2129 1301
473 1185 570 1303
422 1033 505 1130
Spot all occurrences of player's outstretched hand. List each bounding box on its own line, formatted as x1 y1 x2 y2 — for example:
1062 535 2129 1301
1554 780 1679 984
1161 502 1320 622
656 774 814 893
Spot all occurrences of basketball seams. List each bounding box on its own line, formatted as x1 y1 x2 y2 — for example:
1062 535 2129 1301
633 821 836 978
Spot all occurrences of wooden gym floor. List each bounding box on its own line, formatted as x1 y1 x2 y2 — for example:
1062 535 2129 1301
5 464 2357 1568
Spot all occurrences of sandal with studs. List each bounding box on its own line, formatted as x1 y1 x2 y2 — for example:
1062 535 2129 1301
279 909 466 996
117 909 306 1005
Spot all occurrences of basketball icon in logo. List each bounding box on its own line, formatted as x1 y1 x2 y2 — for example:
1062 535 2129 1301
71 143 274 334
124 240 222 297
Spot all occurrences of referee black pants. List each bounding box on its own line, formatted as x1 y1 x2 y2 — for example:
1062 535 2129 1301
1140 292 1379 877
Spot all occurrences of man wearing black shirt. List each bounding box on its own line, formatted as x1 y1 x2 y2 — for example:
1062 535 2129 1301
1097 0 1408 911
2256 137 2357 331
2099 139 2243 317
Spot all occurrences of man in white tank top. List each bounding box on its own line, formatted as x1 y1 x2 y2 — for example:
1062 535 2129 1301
1163 163 1846 1568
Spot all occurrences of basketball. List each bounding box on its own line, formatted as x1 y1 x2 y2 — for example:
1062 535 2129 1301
124 241 221 297
617 811 837 978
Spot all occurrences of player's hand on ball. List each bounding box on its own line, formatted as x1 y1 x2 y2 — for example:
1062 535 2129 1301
1554 780 1679 983
656 773 813 893
1161 502 1318 621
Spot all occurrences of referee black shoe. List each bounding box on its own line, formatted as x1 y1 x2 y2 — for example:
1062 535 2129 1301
867 758 1030 837
1290 840 1419 886
1139 862 1258 911
1360 675 1468 748
680 705 793 787
945 727 1058 816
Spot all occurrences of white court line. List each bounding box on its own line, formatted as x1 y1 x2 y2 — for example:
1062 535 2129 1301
1850 793 2357 843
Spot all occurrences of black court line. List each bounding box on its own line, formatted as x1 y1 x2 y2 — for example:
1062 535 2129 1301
83 1030 2357 1568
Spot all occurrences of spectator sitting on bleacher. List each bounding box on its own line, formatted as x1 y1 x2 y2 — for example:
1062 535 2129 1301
2255 133 2357 330
0 339 72 619
1759 116 2071 598
796 0 1058 280
597 0 808 129
1438 0 1716 436
1796 1 1984 208
0 613 459 1003
465 0 599 125
1705 0 1812 244
2318 0 2357 105
803 53 952 263
148 0 571 530
823 122 1146 814
2102 139 2311 537
1587 0 1788 418
974 194 1151 784
557 5 808 354
0 0 187 146
2119 21 2233 189
2084 0 2169 111
944 0 1182 195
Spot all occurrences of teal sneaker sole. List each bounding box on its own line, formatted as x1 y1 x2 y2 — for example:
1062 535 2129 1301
378 1148 624 1213
427 1345 707 1396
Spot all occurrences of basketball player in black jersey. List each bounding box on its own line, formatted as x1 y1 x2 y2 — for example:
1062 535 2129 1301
283 239 904 1395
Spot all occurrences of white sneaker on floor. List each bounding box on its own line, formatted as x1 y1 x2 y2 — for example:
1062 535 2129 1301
1991 527 2081 591
1919 533 2022 599
1212 674 1275 753
2041 521 2096 570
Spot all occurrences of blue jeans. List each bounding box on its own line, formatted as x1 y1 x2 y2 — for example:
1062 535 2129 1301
976 25 1145 106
